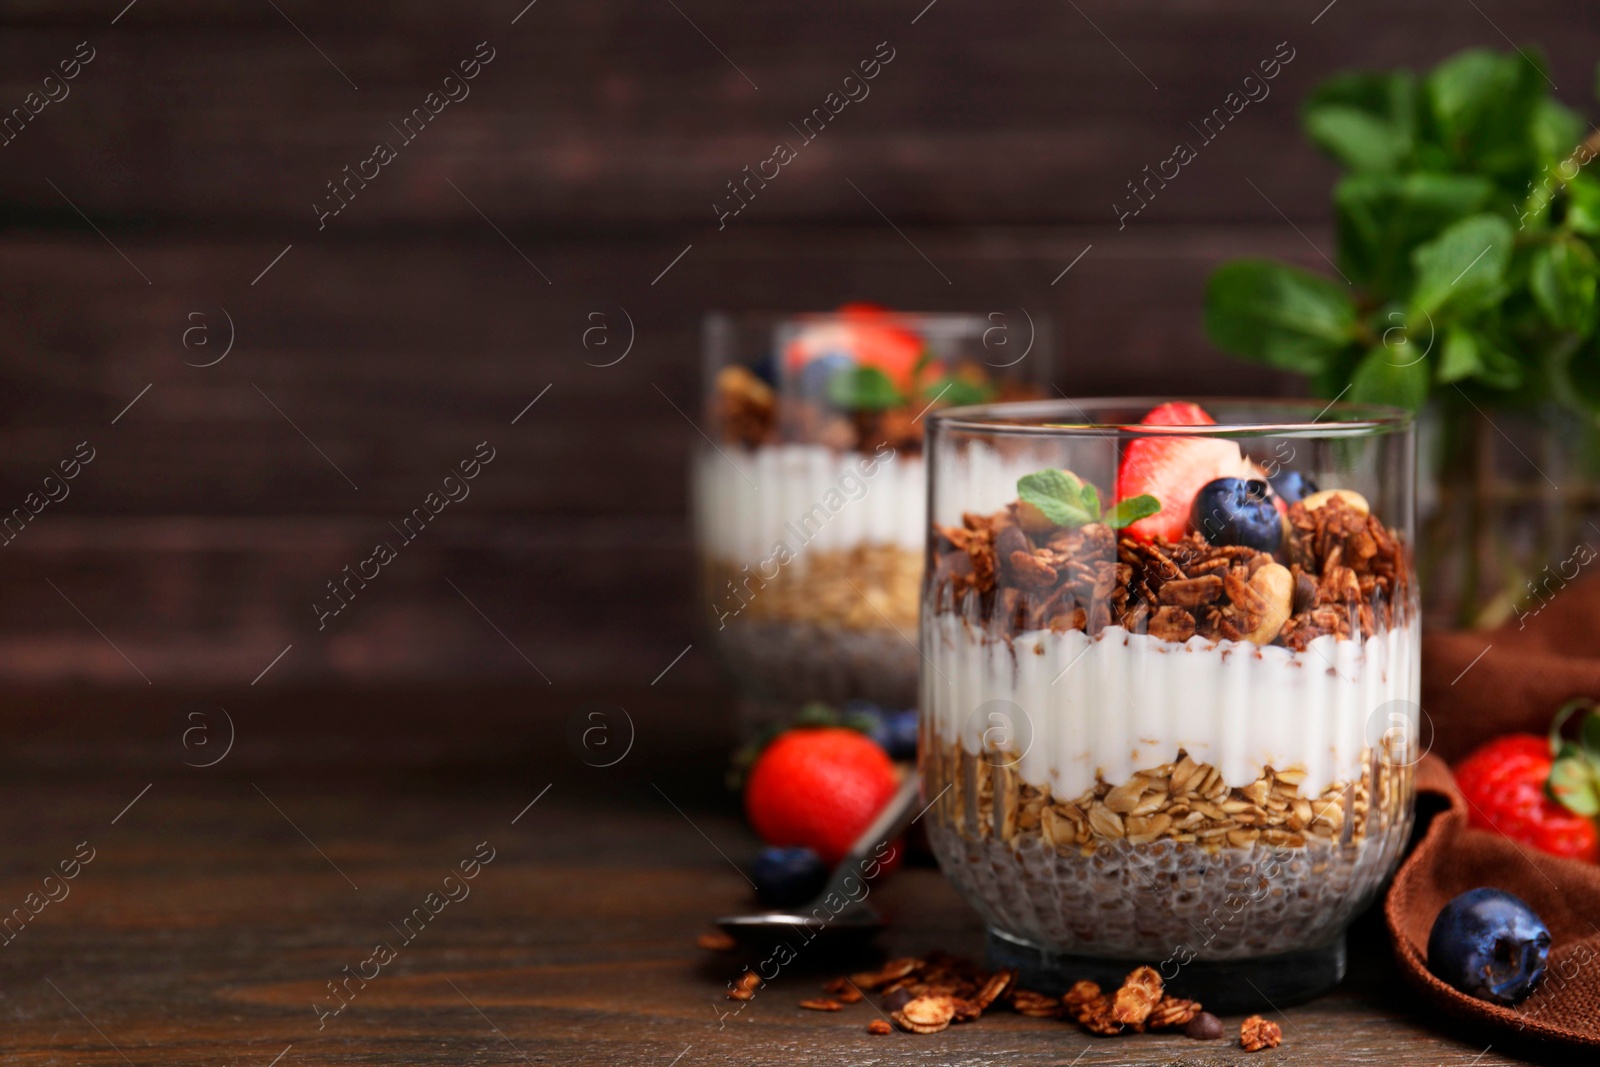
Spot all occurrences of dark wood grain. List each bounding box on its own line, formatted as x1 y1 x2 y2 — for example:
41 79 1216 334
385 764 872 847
0 688 1568 1066
0 2 1594 228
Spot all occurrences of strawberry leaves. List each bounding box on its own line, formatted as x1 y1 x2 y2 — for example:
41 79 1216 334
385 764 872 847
1017 468 1160 530
1547 698 1600 818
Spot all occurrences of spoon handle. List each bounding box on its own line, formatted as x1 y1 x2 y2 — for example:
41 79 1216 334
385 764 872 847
820 772 921 901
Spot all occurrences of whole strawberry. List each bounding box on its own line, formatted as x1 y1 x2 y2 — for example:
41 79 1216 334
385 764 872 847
1454 733 1600 862
744 726 899 866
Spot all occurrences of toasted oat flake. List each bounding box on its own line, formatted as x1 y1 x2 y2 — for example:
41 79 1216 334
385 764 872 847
799 998 842 1011
1009 989 1064 1018
951 997 983 1023
1146 995 1202 1030
900 995 957 1027
852 957 920 990
1111 966 1163 1026
972 968 1016 1010
1077 994 1125 1035
867 1018 893 1035
1061 979 1101 1010
1240 1014 1283 1051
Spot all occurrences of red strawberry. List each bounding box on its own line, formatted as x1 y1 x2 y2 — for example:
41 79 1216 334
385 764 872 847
1139 401 1217 427
1454 735 1600 862
1115 402 1251 542
744 727 900 866
785 304 924 390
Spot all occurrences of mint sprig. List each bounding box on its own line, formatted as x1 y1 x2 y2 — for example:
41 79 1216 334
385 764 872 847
826 365 904 411
1017 468 1160 530
1547 698 1600 817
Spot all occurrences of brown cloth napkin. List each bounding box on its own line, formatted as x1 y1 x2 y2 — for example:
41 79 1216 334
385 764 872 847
1386 574 1600 1053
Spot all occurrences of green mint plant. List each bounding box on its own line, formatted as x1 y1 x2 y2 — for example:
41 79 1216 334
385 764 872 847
1204 48 1600 415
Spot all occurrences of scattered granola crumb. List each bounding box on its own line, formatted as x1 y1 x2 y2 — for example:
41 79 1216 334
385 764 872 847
894 995 957 1034
851 957 920 990
1240 1014 1283 1051
812 952 1222 1043
1077 995 1125 1035
1111 965 1163 1025
727 970 761 1001
1009 989 1065 1018
696 931 736 952
799 998 843 1012
1061 979 1101 1011
1147 995 1202 1031
972 968 1016 1010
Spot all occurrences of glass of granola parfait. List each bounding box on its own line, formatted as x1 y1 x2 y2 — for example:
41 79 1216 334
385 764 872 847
920 398 1419 1009
695 307 1045 729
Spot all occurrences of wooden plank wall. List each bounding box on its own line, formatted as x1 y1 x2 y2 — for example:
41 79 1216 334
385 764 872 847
0 0 1595 687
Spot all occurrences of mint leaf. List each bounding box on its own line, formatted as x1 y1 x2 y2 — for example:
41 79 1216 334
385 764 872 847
921 374 994 409
1017 469 1096 528
1437 326 1483 384
1305 105 1410 173
1530 239 1599 335
1348 343 1431 411
1334 173 1493 297
1425 48 1547 180
1078 481 1102 519
1204 259 1359 374
1409 214 1513 317
1567 175 1600 237
1436 326 1519 390
1102 494 1161 529
826 365 903 411
1532 98 1586 167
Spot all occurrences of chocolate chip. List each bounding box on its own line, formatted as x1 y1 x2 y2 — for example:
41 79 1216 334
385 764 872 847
1184 1011 1224 1040
882 987 915 1012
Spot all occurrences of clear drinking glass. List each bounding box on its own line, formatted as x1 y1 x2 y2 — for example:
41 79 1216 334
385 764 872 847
693 308 1048 729
919 398 1419 1009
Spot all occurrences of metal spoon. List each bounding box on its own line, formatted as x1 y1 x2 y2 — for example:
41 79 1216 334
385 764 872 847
716 773 922 947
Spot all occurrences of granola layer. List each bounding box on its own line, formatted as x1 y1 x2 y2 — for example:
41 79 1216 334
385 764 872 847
926 739 1410 854
704 544 920 631
931 493 1412 649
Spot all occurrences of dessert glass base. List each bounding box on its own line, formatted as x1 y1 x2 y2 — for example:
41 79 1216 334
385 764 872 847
922 736 1413 1010
984 927 1346 1012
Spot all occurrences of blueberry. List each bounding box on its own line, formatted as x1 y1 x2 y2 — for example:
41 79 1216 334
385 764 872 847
750 846 829 908
796 352 855 399
880 709 919 762
838 701 918 759
1191 478 1282 552
1268 470 1319 505
1427 888 1551 1005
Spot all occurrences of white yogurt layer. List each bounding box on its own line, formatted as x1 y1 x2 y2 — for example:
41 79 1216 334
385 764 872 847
924 614 1421 800
691 444 926 564
693 440 1047 566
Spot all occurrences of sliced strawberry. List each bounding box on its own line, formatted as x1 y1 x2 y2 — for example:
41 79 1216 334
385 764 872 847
1116 402 1249 542
1138 401 1216 427
785 305 924 390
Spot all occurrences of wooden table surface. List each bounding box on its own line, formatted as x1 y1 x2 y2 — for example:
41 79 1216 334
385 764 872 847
0 687 1576 1066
